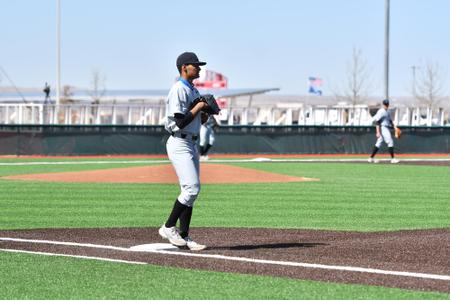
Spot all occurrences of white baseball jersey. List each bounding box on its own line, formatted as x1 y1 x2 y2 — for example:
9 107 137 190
165 78 202 135
373 107 394 147
372 107 393 128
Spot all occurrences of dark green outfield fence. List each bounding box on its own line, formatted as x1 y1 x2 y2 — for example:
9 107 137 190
0 125 449 155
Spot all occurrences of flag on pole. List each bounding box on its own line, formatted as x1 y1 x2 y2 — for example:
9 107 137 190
308 76 323 96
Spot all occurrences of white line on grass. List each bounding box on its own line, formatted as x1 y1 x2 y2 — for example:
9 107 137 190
1 158 450 166
0 248 147 265
0 237 131 251
1 237 449 281
0 160 169 166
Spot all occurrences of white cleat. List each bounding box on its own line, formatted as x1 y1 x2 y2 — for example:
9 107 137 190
200 155 209 161
368 157 374 163
390 158 400 164
184 237 207 251
158 225 187 247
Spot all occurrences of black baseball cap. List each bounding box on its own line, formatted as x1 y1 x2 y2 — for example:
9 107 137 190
176 52 206 68
382 99 390 106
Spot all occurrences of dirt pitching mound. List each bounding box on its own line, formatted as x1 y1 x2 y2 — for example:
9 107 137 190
3 164 318 184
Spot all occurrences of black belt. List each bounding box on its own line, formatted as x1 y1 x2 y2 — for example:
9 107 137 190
171 132 198 141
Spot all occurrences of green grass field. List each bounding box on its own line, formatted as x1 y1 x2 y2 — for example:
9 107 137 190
0 158 449 299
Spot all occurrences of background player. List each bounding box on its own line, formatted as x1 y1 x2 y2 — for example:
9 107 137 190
159 52 210 251
199 114 218 160
368 99 400 164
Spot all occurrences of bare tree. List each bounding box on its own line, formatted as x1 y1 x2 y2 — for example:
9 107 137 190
333 47 372 105
89 69 106 104
413 60 444 110
332 47 372 124
345 47 371 105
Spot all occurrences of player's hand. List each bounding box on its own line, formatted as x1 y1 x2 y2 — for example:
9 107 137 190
196 101 209 110
376 132 381 138
189 101 209 117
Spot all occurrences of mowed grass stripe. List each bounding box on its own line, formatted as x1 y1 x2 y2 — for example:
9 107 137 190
0 162 449 231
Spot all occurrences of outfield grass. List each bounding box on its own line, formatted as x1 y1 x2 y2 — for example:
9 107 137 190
0 159 449 299
0 162 448 230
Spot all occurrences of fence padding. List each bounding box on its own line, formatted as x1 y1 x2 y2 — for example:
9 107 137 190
0 125 448 155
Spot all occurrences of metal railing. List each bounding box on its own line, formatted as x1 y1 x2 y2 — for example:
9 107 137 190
0 104 165 126
0 103 447 126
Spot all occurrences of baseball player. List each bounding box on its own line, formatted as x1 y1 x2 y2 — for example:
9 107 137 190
159 52 210 251
368 99 400 164
199 114 218 160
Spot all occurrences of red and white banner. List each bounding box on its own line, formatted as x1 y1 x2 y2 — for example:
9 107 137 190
194 69 228 89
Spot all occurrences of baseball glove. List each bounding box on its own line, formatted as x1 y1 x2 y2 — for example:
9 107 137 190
199 94 221 115
394 127 402 139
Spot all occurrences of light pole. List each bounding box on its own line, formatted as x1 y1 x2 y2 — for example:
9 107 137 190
384 0 390 100
56 0 61 107
410 65 419 95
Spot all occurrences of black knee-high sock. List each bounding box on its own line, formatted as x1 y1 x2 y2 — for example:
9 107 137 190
370 146 379 158
388 147 394 158
165 199 188 228
203 144 212 156
179 206 193 238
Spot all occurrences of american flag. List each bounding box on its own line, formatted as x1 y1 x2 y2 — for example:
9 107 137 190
308 76 323 96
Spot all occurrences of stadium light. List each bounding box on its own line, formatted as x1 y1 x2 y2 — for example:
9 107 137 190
56 0 61 106
384 0 390 99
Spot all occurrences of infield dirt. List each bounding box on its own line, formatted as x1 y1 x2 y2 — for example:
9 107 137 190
1 227 449 293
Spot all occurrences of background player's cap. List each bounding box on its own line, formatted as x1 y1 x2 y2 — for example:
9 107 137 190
382 99 390 106
176 52 206 68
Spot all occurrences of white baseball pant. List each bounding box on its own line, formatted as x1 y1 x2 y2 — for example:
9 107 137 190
166 135 200 207
375 126 394 148
199 125 215 147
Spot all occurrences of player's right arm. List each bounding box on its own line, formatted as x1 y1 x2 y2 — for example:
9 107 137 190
376 125 381 138
174 101 207 129
372 109 382 138
166 83 209 131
